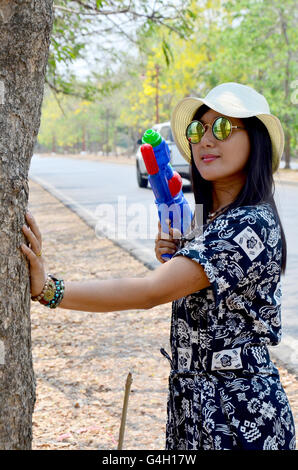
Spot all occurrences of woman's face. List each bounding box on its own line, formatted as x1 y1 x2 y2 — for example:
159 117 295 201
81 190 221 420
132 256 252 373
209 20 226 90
191 109 250 182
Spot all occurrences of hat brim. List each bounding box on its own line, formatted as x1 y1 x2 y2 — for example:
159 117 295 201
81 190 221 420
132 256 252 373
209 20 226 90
171 97 284 173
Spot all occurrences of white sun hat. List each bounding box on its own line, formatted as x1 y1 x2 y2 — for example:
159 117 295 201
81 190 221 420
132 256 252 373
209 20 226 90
171 82 284 173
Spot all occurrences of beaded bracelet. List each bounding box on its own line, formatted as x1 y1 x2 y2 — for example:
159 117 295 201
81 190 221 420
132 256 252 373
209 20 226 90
31 276 54 302
31 274 65 308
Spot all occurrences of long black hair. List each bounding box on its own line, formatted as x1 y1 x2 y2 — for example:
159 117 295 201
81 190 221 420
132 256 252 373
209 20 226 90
190 104 287 274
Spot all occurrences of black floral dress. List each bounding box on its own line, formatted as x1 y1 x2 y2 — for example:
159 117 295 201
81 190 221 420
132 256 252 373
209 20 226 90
161 203 296 450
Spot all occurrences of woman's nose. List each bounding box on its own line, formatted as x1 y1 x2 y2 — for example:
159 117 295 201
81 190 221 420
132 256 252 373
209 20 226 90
200 125 215 146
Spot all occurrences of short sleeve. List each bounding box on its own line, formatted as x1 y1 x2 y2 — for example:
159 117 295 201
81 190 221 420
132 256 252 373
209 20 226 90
173 205 279 307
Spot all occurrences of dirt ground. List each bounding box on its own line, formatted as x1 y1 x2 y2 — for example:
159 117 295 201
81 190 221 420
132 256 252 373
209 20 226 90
29 179 171 450
28 175 298 450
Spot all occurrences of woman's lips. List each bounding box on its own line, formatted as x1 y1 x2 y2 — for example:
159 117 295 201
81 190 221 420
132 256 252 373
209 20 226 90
201 154 220 163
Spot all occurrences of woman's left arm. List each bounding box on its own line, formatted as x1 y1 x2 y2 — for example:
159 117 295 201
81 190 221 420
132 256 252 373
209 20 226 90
57 255 210 312
21 211 210 312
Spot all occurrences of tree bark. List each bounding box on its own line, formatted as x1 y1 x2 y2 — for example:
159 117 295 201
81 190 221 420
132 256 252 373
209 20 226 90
0 0 53 449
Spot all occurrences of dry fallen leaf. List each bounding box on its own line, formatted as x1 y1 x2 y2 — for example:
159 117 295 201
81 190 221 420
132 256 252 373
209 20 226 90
57 433 72 442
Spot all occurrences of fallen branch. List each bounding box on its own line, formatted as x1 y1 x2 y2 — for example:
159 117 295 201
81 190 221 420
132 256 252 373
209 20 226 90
117 372 133 450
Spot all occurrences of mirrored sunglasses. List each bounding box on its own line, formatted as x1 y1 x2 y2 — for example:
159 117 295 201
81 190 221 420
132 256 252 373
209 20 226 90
186 117 245 144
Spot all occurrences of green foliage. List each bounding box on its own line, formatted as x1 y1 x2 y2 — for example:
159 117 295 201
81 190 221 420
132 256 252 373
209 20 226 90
49 0 193 98
217 0 298 149
39 0 297 159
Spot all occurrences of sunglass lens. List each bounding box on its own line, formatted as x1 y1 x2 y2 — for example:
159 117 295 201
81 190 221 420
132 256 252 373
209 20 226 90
186 121 204 144
213 117 231 140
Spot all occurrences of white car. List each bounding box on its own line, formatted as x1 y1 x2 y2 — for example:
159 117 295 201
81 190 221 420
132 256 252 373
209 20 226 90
136 121 191 188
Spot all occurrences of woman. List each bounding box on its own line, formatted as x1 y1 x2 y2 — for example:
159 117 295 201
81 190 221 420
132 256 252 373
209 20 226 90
21 82 296 450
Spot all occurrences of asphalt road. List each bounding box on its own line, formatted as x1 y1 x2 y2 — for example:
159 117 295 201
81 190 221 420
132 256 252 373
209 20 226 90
29 155 298 373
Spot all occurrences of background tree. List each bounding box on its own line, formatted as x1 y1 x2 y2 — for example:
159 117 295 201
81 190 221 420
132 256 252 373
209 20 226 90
216 0 298 168
37 0 297 164
118 0 298 163
0 1 53 449
48 0 193 98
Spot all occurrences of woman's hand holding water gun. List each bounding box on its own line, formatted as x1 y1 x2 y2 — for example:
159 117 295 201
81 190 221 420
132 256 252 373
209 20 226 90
155 220 181 264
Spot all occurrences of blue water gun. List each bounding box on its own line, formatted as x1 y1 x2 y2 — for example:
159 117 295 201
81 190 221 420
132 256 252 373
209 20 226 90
140 129 193 260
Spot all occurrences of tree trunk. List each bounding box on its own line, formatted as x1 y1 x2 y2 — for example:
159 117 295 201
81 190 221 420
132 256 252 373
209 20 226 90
82 124 86 152
52 133 57 153
155 64 160 124
0 0 53 449
279 8 292 169
284 129 291 169
106 109 110 155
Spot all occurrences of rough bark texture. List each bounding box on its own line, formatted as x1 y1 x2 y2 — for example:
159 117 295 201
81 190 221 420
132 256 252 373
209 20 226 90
0 0 53 449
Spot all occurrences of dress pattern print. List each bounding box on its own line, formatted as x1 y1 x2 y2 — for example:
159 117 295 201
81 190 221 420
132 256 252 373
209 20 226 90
161 203 296 450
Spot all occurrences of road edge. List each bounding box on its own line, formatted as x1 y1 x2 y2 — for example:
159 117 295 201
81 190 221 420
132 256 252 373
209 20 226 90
29 176 160 273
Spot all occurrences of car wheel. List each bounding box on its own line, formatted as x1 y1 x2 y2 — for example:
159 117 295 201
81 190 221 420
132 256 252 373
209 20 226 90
136 161 148 188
